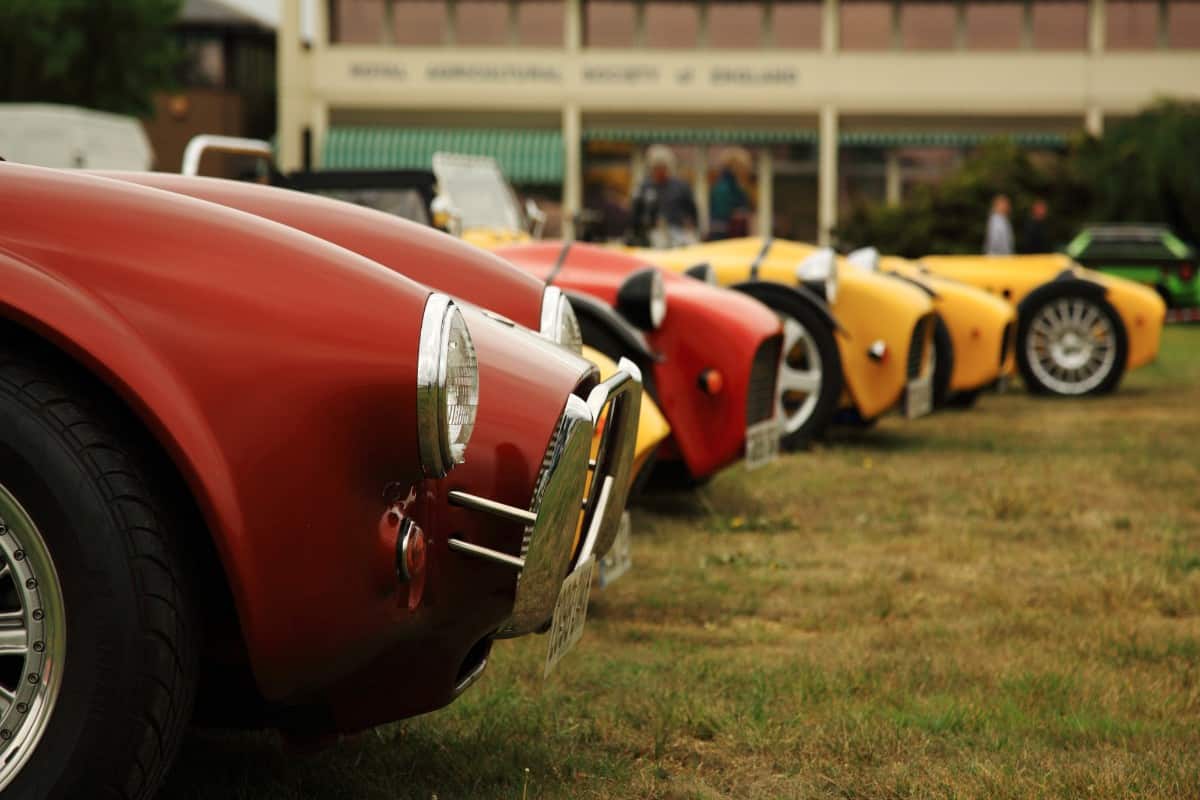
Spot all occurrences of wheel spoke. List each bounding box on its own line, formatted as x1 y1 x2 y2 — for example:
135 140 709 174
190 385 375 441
0 564 9 582
0 686 14 717
779 366 820 395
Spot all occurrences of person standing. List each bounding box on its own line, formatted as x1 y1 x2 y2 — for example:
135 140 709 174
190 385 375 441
1021 197 1051 254
628 145 699 248
708 148 752 241
984 194 1015 256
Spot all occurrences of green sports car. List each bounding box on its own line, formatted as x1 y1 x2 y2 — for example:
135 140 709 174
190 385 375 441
1066 224 1198 309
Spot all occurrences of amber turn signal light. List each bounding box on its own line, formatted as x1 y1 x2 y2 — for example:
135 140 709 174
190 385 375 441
697 368 724 395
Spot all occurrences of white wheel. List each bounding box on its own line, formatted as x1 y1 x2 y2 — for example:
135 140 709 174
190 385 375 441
1023 297 1120 396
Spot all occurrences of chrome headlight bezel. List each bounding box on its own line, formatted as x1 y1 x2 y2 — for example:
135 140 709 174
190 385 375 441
796 247 839 305
416 294 480 478
616 267 668 331
539 286 584 354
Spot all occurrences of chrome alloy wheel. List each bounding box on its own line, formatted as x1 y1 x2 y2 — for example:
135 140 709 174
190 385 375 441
1026 298 1118 395
0 482 65 791
777 317 824 436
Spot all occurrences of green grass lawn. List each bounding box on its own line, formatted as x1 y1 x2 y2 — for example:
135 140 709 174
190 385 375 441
161 327 1200 800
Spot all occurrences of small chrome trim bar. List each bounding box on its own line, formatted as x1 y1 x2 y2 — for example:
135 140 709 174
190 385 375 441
447 538 525 570
448 490 537 526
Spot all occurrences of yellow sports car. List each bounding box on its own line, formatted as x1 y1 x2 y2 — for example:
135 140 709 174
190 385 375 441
584 346 670 491
848 249 1018 407
919 254 1166 396
634 238 938 449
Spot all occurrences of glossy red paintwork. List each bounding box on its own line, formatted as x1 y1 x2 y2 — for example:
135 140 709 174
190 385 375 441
94 171 549 330
497 243 782 479
0 164 591 720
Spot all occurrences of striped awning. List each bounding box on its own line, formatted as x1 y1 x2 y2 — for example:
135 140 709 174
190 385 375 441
584 128 816 145
323 127 564 183
839 131 1068 148
584 127 1067 148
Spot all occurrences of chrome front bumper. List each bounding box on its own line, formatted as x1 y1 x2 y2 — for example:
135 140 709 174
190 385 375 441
447 358 643 636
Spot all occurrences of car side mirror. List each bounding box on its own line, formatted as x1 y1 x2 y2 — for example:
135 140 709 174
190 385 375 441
431 194 463 237
525 197 547 239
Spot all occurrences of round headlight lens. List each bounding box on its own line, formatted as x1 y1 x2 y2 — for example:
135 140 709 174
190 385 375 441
796 248 839 305
616 267 668 331
417 294 479 477
540 286 583 354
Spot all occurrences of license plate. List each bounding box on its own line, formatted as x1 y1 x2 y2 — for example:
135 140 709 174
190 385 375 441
745 418 781 470
905 375 934 419
544 557 595 677
598 512 632 589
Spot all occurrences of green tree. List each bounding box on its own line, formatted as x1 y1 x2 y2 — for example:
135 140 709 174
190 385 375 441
834 101 1200 256
0 0 182 116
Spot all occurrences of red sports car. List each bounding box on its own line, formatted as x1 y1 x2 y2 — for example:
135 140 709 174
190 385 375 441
0 163 638 798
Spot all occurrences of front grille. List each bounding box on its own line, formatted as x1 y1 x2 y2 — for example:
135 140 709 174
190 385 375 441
746 333 783 425
1000 321 1015 366
906 317 930 380
519 410 566 561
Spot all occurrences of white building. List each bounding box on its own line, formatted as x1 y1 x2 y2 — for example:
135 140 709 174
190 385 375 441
277 0 1200 241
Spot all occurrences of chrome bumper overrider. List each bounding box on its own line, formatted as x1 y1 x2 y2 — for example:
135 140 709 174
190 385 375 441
447 359 643 636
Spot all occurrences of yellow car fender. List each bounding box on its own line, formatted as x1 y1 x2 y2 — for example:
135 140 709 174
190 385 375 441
461 228 533 250
880 256 1018 392
634 238 937 421
920 254 1166 373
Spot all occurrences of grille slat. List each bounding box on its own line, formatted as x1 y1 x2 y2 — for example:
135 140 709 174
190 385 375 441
746 334 783 425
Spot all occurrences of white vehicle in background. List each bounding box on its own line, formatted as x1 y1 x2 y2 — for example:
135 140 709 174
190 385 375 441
0 103 153 170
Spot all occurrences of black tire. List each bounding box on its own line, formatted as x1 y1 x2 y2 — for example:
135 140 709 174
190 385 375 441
0 337 198 800
931 315 955 409
944 389 982 409
739 287 843 451
1016 291 1128 397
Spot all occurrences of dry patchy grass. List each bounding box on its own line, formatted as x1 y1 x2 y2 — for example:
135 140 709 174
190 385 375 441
160 327 1200 800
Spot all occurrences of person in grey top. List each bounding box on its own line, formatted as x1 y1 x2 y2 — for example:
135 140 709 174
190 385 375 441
984 194 1014 256
628 145 699 248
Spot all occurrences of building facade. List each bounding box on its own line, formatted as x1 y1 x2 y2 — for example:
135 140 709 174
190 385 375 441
278 0 1200 241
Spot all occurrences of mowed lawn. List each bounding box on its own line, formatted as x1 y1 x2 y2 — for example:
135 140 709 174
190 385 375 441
161 327 1200 800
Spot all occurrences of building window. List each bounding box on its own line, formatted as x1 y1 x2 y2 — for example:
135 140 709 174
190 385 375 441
333 0 386 43
965 1 1023 49
709 1 764 49
586 0 637 47
457 0 511 45
517 1 564 46
644 2 701 48
840 1 894 50
1032 0 1087 49
773 0 822 49
1108 1 1159 48
1169 1 1200 47
393 1 450 45
900 1 956 49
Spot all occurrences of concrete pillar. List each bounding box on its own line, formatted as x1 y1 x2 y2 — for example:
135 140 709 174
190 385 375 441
885 150 902 207
818 106 839 245
693 146 709 237
757 148 774 238
562 103 583 241
1085 107 1104 137
631 148 646 192
565 0 582 51
1089 0 1106 53
277 0 310 172
310 101 329 170
822 0 839 54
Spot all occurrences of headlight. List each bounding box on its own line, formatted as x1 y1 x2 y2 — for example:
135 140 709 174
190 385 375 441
540 286 583 354
616 267 668 331
846 247 880 273
796 247 839 305
416 294 479 478
684 261 718 285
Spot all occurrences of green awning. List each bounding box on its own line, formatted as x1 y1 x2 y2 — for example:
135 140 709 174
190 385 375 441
839 131 1068 148
323 127 564 183
584 128 816 145
583 128 1067 148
